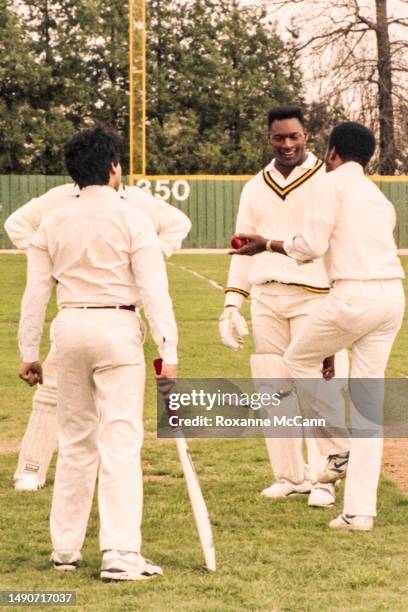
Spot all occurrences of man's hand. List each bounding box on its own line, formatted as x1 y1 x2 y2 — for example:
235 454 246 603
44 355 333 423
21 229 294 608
229 234 268 256
160 363 177 379
322 356 335 381
154 361 177 399
219 306 249 350
19 361 43 386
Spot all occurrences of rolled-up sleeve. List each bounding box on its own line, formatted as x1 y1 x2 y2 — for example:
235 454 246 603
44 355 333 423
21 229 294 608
284 234 317 262
285 175 338 262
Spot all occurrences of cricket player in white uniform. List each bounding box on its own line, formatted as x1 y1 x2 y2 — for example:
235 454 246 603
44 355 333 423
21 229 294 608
233 121 405 531
19 125 178 579
6 176 191 491
219 106 350 507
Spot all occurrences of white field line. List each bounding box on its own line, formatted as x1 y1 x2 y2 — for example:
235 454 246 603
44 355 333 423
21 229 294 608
3 250 406 376
167 261 224 291
169 259 408 378
0 249 226 291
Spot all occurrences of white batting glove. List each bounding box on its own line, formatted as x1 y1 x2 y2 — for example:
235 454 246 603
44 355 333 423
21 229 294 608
219 306 249 350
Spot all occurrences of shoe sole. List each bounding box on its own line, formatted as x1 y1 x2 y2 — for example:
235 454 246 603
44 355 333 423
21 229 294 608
308 501 335 507
53 564 77 571
329 523 372 531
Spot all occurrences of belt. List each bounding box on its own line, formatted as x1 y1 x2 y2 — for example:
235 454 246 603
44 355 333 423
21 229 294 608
64 305 136 312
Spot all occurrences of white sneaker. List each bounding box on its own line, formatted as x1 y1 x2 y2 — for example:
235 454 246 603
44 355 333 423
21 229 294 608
329 514 374 531
261 479 312 498
318 452 349 483
51 550 82 571
308 484 335 507
14 474 42 491
100 550 163 581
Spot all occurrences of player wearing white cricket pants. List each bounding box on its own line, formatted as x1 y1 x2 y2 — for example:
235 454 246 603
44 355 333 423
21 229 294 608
234 122 405 531
219 106 350 508
6 177 190 491
18 125 178 580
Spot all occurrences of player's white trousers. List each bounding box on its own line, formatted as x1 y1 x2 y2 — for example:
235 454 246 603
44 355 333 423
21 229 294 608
14 340 58 485
50 308 145 552
284 279 405 516
251 284 349 484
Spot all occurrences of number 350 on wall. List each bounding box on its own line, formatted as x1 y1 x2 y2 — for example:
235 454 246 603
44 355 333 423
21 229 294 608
136 179 190 202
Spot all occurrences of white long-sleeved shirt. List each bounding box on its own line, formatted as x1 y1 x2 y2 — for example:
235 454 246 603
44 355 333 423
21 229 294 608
5 183 191 256
284 161 404 282
18 186 178 364
225 153 329 308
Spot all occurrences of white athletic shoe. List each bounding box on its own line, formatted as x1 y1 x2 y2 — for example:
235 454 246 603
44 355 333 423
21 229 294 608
329 514 374 531
100 550 163 581
318 452 349 483
14 474 42 491
308 484 335 507
261 479 312 498
51 550 82 571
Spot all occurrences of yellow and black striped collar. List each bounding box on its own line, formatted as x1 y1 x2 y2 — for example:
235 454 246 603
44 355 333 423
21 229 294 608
262 159 323 200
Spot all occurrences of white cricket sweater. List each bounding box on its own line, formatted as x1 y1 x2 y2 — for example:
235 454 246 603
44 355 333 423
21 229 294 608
225 153 330 307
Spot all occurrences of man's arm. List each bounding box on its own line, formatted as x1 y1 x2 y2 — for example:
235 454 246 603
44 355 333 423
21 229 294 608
154 199 191 256
4 198 42 249
219 185 256 350
224 183 255 307
232 174 338 262
129 220 178 366
18 244 55 384
4 184 78 250
230 229 332 263
229 234 287 257
125 186 191 257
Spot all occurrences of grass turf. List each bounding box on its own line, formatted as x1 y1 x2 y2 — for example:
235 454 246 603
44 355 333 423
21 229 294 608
0 253 407 611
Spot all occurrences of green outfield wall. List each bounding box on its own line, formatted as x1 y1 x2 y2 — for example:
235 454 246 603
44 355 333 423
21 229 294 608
1 174 407 249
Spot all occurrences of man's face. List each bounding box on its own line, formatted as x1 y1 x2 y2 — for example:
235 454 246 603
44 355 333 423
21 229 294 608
269 118 307 167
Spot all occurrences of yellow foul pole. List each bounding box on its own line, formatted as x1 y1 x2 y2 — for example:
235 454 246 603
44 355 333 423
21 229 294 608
129 0 147 183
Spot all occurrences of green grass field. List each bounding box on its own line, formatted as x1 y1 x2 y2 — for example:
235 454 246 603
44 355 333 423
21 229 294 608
1 254 408 612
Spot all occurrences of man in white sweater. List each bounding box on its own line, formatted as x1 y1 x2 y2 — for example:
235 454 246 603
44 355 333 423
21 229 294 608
6 177 191 491
219 106 350 507
232 121 405 530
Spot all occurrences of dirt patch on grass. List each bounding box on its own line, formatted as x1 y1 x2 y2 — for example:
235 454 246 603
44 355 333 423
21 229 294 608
383 438 408 494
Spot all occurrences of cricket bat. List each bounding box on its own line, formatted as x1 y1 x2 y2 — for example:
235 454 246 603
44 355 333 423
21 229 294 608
153 358 216 572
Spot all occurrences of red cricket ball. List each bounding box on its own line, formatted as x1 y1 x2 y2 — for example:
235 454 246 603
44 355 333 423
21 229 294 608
231 235 248 249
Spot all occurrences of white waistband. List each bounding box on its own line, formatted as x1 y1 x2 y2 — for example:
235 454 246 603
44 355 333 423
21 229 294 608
333 278 402 285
